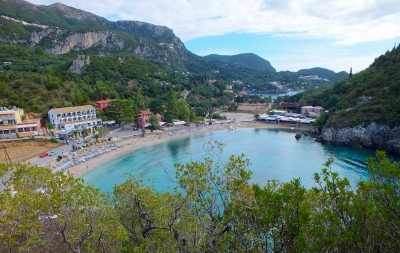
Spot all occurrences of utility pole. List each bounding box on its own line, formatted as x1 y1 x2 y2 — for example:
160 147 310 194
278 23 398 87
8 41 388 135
3 144 11 164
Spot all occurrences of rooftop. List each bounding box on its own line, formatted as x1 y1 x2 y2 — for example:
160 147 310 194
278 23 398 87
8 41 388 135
138 110 153 115
50 105 95 114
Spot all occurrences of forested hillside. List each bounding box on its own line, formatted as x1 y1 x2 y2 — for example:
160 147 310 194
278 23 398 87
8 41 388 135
293 45 400 128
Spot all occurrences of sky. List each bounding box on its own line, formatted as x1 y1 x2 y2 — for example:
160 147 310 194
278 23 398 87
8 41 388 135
28 0 400 73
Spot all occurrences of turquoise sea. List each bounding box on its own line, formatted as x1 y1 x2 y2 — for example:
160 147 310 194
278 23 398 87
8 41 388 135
83 128 378 192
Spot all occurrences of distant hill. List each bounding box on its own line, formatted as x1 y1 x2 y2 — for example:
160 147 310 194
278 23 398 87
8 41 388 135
298 67 348 81
204 53 276 73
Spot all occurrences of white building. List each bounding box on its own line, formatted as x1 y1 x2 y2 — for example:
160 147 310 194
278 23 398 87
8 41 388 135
48 105 102 134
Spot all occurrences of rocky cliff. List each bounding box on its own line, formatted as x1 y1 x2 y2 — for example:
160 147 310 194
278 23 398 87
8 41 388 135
69 55 90 74
319 123 400 154
45 31 124 55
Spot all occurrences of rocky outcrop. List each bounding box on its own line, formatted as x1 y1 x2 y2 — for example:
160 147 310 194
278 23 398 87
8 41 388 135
30 28 55 44
69 55 90 74
46 31 124 55
115 21 184 48
319 122 400 154
115 20 190 61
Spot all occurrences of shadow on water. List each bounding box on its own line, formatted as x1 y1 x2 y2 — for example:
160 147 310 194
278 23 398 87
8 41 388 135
167 137 191 159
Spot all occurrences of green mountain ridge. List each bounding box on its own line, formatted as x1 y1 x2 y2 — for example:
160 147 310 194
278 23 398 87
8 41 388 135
293 45 400 128
0 0 349 117
204 53 276 73
297 67 348 81
0 0 344 79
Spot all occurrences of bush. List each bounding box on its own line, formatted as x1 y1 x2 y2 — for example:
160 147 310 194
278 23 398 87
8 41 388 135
49 138 59 143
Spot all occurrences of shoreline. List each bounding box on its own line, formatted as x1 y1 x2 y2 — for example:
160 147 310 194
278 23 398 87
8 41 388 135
69 120 305 178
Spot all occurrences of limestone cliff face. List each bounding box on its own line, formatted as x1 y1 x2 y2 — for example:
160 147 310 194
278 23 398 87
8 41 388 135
46 31 124 55
30 29 55 44
115 20 190 61
69 55 90 74
320 123 400 154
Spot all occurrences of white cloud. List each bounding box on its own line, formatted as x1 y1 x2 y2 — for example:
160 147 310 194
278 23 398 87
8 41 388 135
27 0 400 44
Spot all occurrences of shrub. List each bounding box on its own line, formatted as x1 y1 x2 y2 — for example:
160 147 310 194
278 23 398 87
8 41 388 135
49 138 59 143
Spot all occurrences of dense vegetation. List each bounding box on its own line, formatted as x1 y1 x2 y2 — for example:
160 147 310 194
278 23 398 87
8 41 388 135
0 143 398 252
0 41 237 123
286 45 400 128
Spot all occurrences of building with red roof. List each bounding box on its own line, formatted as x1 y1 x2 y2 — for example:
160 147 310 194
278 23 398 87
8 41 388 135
95 99 113 111
137 110 163 128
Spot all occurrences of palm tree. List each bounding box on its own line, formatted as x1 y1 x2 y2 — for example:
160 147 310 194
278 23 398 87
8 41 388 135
71 130 79 139
82 128 89 139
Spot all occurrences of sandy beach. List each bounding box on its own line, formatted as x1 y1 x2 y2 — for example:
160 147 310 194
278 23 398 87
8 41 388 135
62 113 305 177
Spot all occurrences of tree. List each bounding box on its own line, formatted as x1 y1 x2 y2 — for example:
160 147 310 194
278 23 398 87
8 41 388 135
252 179 310 252
175 142 253 252
148 98 164 114
177 99 190 122
105 99 137 126
309 158 371 252
71 130 79 139
359 151 400 251
135 91 145 110
166 92 179 118
0 163 127 252
76 89 87 105
113 178 188 252
112 142 254 252
149 115 160 130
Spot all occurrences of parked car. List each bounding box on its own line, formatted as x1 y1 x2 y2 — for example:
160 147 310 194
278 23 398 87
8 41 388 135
49 150 57 156
39 152 49 158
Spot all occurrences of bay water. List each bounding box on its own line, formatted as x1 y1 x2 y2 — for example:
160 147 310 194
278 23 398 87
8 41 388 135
83 128 377 192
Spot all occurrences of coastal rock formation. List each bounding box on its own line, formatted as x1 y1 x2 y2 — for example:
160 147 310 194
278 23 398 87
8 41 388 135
320 122 400 154
69 55 90 74
46 31 123 55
